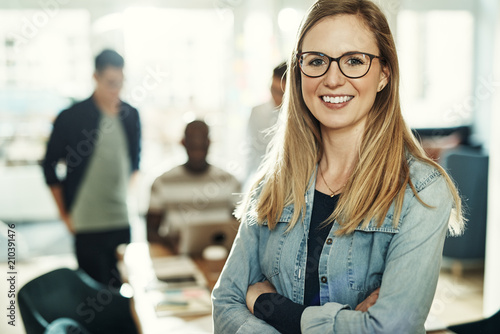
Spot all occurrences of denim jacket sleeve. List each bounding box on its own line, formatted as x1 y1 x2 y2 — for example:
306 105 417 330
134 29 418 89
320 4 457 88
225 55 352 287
212 212 281 333
301 174 453 333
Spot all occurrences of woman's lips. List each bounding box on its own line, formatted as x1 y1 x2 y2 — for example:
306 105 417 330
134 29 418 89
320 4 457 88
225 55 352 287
320 95 354 109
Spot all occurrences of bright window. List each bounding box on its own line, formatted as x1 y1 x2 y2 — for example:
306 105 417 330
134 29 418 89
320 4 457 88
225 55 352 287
398 10 474 128
0 9 91 165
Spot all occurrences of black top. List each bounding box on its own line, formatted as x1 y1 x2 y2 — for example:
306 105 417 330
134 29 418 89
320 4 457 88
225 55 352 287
42 96 141 211
254 190 339 333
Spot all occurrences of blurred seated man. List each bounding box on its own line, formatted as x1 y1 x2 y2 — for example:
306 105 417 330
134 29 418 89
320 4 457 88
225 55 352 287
146 120 241 253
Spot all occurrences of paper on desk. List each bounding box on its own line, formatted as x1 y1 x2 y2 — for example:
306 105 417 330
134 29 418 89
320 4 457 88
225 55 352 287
152 256 198 278
154 286 212 317
148 255 208 291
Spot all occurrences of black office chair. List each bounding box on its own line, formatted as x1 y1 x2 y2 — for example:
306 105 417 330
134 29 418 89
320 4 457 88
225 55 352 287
18 268 138 334
44 318 91 334
441 147 488 272
447 309 500 333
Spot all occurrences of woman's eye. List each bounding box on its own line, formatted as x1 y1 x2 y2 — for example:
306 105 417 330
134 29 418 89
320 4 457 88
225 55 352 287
345 56 365 66
308 58 326 67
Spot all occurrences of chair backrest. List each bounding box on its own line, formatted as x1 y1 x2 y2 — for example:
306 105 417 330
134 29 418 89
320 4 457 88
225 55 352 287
18 268 137 334
442 147 489 259
19 268 91 334
44 318 92 334
448 309 500 333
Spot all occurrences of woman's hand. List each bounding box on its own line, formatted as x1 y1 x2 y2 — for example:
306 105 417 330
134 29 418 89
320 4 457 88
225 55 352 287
355 287 380 312
246 280 277 314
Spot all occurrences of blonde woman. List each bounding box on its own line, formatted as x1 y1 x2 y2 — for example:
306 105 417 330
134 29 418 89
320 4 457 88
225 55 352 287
212 0 464 332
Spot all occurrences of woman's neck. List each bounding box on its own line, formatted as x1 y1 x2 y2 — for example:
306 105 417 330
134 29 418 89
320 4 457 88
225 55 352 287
323 125 361 165
316 125 363 193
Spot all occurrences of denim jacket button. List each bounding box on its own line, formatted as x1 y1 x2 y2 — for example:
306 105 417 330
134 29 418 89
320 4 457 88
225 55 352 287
321 276 327 283
326 238 333 245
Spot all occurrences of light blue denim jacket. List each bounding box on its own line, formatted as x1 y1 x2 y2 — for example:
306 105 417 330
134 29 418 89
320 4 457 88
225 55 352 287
212 156 453 333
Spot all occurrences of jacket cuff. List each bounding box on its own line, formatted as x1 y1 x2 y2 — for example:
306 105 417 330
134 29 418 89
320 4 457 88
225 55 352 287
301 302 351 333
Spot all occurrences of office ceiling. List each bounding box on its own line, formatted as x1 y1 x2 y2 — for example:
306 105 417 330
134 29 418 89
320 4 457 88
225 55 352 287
0 0 282 21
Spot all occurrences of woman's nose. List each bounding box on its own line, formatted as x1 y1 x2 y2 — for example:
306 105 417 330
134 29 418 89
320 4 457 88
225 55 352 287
322 61 346 88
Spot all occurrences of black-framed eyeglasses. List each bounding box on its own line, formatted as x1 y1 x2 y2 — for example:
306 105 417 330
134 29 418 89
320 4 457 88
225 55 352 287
296 51 382 79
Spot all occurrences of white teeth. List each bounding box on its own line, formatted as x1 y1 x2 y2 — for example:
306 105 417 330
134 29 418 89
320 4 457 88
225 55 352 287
322 96 352 104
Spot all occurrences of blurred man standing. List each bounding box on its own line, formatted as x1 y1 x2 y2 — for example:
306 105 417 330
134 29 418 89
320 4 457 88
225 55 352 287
245 61 287 186
42 49 141 287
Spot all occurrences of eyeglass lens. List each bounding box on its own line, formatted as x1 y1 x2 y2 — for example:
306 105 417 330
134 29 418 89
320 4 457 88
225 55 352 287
299 53 372 78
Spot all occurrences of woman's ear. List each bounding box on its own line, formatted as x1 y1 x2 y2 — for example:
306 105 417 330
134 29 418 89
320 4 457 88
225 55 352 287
377 65 390 92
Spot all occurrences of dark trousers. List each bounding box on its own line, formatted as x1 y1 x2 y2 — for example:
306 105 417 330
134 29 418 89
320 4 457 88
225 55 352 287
75 227 130 289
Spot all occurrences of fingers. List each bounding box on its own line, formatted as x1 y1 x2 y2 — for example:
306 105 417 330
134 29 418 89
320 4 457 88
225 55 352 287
355 288 381 312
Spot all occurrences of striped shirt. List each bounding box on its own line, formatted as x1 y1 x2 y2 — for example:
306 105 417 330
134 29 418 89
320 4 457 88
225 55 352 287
148 165 241 237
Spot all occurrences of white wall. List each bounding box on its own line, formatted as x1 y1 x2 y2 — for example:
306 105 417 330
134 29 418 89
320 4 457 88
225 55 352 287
483 0 500 317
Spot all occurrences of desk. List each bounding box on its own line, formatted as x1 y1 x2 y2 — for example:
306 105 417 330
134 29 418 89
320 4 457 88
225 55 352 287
119 243 456 334
118 242 215 334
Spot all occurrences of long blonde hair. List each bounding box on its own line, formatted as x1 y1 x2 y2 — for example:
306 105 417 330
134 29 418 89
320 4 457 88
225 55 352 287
237 0 464 236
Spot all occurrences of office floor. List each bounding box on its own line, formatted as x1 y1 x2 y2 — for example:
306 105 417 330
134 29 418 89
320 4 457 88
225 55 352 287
0 220 486 333
428 268 484 328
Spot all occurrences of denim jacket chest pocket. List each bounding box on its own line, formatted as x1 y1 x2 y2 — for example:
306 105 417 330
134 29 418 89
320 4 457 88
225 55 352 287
346 214 400 293
259 204 296 280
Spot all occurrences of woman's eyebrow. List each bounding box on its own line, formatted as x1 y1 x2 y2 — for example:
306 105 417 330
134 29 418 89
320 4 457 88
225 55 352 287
301 50 368 56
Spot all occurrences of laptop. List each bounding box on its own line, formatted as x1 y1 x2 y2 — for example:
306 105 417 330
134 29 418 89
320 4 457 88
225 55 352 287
177 220 239 256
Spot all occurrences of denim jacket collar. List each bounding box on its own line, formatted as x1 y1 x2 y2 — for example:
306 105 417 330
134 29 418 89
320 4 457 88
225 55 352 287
276 154 440 234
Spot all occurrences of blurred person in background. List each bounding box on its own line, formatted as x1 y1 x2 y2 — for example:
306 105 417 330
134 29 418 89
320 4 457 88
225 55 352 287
245 61 287 187
42 49 141 287
146 120 240 251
